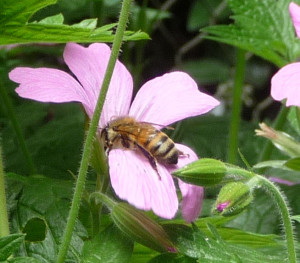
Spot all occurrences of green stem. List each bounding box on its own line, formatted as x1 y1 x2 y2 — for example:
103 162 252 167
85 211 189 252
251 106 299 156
296 107 300 132
90 192 116 210
258 105 289 164
0 146 10 237
225 165 254 179
56 0 132 262
90 173 109 237
258 176 297 263
227 49 246 164
0 80 36 174
225 165 296 262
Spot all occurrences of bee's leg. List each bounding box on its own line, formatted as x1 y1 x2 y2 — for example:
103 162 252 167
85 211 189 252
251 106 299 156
178 150 189 159
136 144 161 180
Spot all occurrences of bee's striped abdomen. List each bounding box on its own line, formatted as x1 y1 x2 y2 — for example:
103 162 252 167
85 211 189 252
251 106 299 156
144 131 178 165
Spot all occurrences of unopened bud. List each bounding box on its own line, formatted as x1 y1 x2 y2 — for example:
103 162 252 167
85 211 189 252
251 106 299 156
255 123 300 157
213 182 253 216
173 158 226 186
111 202 176 253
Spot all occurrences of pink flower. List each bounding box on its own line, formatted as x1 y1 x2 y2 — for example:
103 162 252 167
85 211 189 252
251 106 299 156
270 3 300 107
9 43 220 221
289 2 300 38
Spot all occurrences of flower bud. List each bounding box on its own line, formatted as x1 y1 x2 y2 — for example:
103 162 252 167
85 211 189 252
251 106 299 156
111 202 176 253
173 158 226 186
255 123 300 157
212 182 253 216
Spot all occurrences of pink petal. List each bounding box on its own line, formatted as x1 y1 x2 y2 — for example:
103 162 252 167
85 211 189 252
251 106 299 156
289 2 300 38
178 181 204 222
63 43 133 127
9 67 90 108
129 71 220 126
269 176 298 186
169 144 204 223
271 62 300 106
108 149 178 219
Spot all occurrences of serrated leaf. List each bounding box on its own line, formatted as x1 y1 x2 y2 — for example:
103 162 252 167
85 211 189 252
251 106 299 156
82 225 133 263
71 18 98 29
164 224 284 262
194 216 280 248
202 0 300 66
0 234 25 261
0 0 149 44
36 13 64 25
6 174 88 262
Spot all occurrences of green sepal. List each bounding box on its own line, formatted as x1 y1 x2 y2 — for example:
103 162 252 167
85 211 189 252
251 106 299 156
172 158 226 186
284 157 300 171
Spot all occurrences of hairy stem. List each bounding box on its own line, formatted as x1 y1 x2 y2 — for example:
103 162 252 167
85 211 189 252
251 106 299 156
56 0 132 262
0 146 10 237
259 176 297 263
225 165 296 262
227 49 246 164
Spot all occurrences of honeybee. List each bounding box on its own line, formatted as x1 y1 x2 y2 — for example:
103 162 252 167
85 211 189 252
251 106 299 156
100 116 183 178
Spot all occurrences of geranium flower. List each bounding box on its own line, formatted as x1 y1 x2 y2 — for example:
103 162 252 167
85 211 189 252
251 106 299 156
270 2 300 107
9 43 219 221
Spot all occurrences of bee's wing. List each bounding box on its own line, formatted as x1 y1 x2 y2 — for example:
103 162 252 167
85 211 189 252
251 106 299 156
139 121 174 130
115 122 158 139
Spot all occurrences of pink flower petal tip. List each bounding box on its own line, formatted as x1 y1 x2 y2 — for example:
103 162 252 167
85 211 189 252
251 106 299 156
290 2 300 38
271 62 300 107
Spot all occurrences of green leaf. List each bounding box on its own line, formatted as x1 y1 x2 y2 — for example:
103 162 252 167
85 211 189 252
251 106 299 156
0 0 149 44
2 103 84 178
37 13 65 25
253 160 287 170
202 0 300 66
8 257 43 263
6 174 88 262
187 0 230 31
0 234 25 261
291 215 300 223
82 225 133 263
164 224 284 262
184 217 281 248
172 158 226 186
128 243 159 263
284 157 300 171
